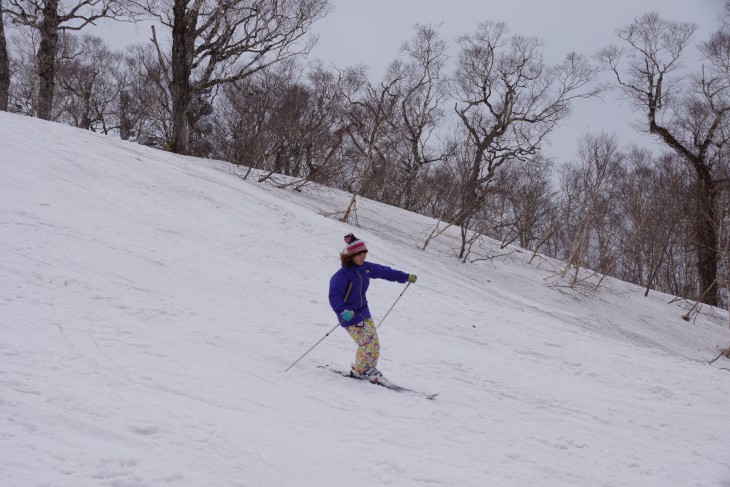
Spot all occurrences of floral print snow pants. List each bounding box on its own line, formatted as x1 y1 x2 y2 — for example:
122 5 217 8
345 319 380 373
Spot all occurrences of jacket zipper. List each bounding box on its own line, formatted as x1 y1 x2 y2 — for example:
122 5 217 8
343 282 353 302
358 268 363 307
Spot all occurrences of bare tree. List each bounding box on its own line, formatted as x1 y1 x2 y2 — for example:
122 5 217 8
0 0 10 111
210 61 344 186
297 64 348 184
557 132 625 288
135 0 330 155
5 0 123 120
611 150 688 297
55 33 121 131
451 21 599 259
336 64 402 222
116 42 172 145
213 71 277 169
496 154 558 251
714 189 730 318
385 23 448 210
720 224 730 324
263 65 335 180
716 141 730 315
598 12 730 306
5 25 37 113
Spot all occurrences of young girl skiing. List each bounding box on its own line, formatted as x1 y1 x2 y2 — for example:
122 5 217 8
328 233 417 382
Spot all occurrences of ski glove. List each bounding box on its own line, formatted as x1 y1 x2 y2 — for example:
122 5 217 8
408 274 417 283
340 310 355 322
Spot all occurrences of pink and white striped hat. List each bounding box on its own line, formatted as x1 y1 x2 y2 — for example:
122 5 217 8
342 233 367 255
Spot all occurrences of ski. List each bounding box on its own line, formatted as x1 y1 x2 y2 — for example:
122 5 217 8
318 365 438 400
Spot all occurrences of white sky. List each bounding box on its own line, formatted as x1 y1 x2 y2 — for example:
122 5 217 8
94 0 725 162
310 0 722 71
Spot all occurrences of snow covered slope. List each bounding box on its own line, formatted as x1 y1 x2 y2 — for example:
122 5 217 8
1 111 729 487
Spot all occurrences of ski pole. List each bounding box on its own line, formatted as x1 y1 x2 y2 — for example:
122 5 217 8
376 281 411 330
284 322 340 372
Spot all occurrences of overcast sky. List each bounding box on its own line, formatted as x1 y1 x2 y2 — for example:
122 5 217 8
309 1 721 70
96 0 725 163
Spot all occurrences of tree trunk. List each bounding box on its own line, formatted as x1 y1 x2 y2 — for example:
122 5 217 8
119 90 131 140
170 0 195 154
37 0 60 120
455 151 484 228
0 1 9 112
341 192 357 223
647 122 722 306
696 176 719 306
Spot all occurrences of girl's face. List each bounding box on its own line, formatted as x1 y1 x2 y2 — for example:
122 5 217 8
352 251 367 265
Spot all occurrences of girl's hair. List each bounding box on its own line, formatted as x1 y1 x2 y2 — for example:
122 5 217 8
340 250 365 267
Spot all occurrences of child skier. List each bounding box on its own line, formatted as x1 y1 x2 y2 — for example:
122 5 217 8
328 233 417 382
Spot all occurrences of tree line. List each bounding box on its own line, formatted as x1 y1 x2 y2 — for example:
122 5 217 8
0 1 728 311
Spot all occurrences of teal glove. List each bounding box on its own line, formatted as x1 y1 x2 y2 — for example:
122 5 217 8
340 310 355 322
408 274 417 283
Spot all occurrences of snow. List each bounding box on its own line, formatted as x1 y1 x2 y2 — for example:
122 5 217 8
1 110 730 487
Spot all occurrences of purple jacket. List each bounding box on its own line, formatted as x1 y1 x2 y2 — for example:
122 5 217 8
329 262 408 326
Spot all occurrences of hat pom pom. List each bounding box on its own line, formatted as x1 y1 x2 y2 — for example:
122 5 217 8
344 233 357 244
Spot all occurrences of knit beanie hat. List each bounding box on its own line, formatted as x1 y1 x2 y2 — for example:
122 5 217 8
342 233 367 256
